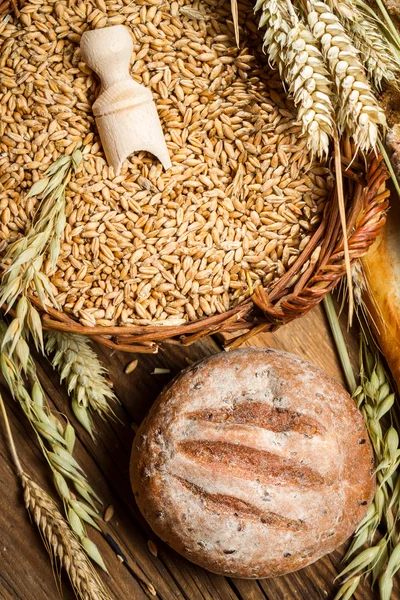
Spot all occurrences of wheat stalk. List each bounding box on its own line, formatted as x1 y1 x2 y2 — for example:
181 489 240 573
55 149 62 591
231 0 240 46
324 0 399 89
0 390 111 600
255 0 335 157
306 0 386 152
0 148 83 358
45 331 117 439
0 319 107 570
349 17 399 90
22 474 112 600
358 0 400 56
324 294 400 600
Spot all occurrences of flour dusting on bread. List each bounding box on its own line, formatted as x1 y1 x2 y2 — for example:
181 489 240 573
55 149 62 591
130 348 375 578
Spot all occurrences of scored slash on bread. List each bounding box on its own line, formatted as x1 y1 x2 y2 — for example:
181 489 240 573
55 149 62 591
174 475 307 532
177 441 326 487
184 402 325 436
130 348 375 579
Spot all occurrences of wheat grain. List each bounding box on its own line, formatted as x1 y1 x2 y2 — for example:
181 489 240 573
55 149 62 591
147 540 158 558
306 0 386 151
125 359 138 374
0 0 330 327
45 331 117 438
103 504 114 523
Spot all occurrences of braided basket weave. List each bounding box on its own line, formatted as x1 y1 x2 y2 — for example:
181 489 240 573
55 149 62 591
1 1 390 354
26 148 388 354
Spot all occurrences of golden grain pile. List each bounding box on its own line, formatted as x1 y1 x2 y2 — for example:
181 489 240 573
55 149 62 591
0 0 331 327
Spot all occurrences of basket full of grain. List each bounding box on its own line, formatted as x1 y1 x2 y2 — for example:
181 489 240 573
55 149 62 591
0 0 390 353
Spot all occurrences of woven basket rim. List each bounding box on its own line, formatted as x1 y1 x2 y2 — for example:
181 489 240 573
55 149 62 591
0 2 390 353
21 147 389 354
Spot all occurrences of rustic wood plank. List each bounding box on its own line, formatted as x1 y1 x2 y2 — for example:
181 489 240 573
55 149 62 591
0 392 77 600
0 304 398 600
230 579 268 600
229 301 359 384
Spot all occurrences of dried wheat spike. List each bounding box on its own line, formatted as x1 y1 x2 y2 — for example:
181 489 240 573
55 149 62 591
307 0 386 151
285 23 335 157
325 0 399 89
255 0 289 69
21 473 111 600
349 17 399 90
325 0 359 19
256 0 335 157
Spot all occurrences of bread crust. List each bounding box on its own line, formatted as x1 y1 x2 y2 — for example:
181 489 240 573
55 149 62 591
362 200 400 389
130 348 375 578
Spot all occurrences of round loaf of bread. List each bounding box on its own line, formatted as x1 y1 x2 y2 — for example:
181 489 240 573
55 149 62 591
130 348 375 578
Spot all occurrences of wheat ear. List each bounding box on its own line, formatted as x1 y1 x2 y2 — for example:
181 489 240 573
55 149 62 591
306 0 386 151
0 319 107 570
0 392 112 600
325 0 399 89
350 17 399 89
22 474 112 600
45 331 117 439
255 0 335 157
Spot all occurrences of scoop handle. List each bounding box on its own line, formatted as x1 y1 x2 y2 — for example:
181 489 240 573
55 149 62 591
80 25 133 90
80 24 171 175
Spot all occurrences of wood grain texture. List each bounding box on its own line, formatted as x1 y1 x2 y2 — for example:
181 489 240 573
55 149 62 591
0 305 398 599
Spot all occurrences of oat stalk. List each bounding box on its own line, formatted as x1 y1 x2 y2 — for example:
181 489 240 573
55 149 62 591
0 319 107 571
1 147 82 308
0 148 106 569
0 392 111 600
323 293 356 392
45 331 117 439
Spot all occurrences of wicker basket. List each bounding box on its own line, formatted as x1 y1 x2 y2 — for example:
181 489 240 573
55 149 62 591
1 0 390 353
24 148 388 354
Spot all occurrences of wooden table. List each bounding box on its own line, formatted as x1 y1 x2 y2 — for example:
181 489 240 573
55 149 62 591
0 304 396 600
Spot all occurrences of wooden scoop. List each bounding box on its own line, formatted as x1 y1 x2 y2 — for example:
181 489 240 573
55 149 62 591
80 25 171 175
